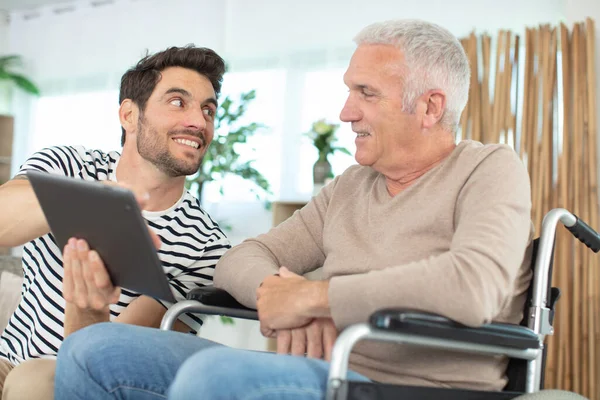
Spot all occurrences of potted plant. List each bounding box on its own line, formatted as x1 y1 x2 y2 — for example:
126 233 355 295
0 55 39 185
185 89 270 204
306 119 351 188
0 55 40 97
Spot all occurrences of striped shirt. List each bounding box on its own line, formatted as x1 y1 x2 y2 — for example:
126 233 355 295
0 146 230 365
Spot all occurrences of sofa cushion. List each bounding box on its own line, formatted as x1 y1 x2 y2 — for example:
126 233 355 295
0 256 22 278
0 271 22 333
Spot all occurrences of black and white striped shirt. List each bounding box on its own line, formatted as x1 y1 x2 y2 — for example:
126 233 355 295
0 146 230 365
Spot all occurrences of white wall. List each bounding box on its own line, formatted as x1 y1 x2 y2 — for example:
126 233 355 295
203 201 273 246
9 0 226 92
224 0 565 65
8 0 568 90
0 11 8 55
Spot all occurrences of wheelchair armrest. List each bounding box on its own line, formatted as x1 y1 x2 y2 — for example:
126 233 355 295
161 287 258 330
369 309 540 350
187 286 256 312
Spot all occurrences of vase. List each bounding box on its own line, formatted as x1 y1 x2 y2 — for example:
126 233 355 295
313 157 332 195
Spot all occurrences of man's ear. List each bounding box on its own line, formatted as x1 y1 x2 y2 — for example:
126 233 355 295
422 90 446 129
119 99 139 135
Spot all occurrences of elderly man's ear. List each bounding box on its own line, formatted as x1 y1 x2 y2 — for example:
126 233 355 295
420 90 446 129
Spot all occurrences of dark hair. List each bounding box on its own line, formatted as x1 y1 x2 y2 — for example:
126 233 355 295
119 45 226 146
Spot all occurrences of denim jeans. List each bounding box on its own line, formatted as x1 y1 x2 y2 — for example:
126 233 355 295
55 322 370 400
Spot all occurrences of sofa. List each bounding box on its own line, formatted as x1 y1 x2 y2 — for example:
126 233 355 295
0 256 22 332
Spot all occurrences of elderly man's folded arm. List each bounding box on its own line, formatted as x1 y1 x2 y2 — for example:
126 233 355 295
214 195 331 308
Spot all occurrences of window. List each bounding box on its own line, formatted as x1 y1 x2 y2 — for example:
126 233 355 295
28 70 288 203
29 90 122 154
202 69 287 202
298 68 356 195
27 68 356 205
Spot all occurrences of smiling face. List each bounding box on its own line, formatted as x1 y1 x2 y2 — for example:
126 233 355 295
133 66 217 177
340 44 426 175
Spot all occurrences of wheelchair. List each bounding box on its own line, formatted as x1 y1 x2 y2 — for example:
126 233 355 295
160 208 599 399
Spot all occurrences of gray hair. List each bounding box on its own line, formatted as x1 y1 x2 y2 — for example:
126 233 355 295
354 19 470 133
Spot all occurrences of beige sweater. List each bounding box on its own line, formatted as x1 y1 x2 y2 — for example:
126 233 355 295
214 140 533 390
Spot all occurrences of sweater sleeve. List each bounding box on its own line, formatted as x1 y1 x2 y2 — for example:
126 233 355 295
328 147 533 329
213 178 336 308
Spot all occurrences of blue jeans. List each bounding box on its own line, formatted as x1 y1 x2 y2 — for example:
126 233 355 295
55 322 370 400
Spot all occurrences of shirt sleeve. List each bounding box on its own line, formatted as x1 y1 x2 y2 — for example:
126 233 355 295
328 147 533 329
17 146 86 178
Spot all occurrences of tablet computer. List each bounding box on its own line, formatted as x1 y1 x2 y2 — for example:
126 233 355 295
28 170 176 303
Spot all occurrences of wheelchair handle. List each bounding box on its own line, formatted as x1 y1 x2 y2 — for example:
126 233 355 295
566 215 600 253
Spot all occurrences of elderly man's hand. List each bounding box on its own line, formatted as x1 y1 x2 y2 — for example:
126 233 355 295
276 318 338 361
256 267 330 334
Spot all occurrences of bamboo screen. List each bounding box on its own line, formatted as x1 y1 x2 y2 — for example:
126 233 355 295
459 19 599 399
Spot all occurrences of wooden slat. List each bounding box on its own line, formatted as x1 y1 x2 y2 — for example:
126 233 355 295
492 31 505 144
570 22 582 394
511 34 520 152
530 27 542 229
584 18 598 400
541 27 558 388
460 38 471 139
470 33 482 142
481 35 492 143
556 22 572 390
534 26 550 231
520 29 533 160
502 31 513 146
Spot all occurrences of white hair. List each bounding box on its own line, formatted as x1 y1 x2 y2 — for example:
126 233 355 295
354 19 470 133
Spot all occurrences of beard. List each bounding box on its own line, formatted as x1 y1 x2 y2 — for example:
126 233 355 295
136 115 206 177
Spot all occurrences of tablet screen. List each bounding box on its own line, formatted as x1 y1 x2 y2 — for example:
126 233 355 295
28 170 176 303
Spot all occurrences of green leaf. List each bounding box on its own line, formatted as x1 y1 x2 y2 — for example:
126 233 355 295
186 89 271 205
219 316 235 325
6 73 40 95
0 55 22 69
333 147 352 156
0 55 40 96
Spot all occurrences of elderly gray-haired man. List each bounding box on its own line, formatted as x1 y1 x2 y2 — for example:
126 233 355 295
54 19 534 399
